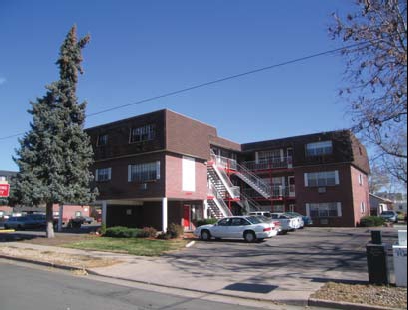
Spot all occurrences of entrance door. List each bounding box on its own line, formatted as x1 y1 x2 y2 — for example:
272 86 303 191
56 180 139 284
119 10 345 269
183 205 191 230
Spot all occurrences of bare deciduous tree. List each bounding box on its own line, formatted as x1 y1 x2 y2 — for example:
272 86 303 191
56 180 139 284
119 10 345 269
330 0 407 185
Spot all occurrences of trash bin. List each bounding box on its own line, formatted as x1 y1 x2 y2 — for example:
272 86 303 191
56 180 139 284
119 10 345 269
366 231 389 285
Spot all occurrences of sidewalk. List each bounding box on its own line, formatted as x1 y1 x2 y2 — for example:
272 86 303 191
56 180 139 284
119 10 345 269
0 240 391 310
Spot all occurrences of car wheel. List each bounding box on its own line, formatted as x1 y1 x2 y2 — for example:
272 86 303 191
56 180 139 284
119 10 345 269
244 231 256 243
200 230 211 241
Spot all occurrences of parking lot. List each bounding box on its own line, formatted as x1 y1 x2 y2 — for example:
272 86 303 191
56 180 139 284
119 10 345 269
164 226 403 285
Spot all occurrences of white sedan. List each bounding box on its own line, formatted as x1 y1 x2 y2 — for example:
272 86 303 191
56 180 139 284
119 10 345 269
194 216 278 242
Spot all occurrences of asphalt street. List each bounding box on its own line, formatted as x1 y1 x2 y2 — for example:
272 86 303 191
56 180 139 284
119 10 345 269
1 260 318 310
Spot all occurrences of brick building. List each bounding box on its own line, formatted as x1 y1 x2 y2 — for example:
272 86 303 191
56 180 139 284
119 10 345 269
86 109 370 231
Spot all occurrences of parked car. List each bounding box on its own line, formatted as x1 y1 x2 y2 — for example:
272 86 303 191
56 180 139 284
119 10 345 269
249 211 272 218
194 216 279 242
284 212 313 226
380 210 398 223
270 213 299 233
79 216 94 224
4 216 45 230
253 215 282 234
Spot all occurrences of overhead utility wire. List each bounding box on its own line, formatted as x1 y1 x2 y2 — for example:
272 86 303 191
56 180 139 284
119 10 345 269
86 41 372 117
0 41 373 141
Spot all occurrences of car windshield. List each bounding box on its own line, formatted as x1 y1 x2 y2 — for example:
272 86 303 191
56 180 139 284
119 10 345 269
246 216 263 224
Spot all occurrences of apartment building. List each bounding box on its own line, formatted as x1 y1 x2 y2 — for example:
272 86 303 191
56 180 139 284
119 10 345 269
86 109 370 231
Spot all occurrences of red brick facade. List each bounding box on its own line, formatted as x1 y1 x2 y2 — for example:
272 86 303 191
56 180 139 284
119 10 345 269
86 109 370 229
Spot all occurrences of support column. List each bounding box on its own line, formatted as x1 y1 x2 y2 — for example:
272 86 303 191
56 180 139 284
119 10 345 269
203 200 208 219
101 201 107 226
162 197 168 232
58 204 63 232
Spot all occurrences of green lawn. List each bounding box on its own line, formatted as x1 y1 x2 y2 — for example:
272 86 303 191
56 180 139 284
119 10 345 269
63 237 188 256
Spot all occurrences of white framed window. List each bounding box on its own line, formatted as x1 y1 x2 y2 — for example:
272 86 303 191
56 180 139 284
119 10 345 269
304 171 339 187
359 174 364 185
258 149 283 163
95 168 112 182
361 202 366 213
128 161 160 182
129 124 156 143
182 156 196 192
306 202 342 217
306 141 333 156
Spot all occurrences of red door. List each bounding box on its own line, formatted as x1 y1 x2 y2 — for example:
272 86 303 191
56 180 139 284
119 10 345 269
183 205 191 229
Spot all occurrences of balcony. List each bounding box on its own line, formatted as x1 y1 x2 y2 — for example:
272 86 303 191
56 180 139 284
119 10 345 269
242 157 293 171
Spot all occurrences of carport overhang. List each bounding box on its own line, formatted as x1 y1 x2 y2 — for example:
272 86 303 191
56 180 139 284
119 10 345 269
93 197 204 232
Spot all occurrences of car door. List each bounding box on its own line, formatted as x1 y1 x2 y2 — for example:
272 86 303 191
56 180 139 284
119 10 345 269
229 218 251 238
211 218 231 238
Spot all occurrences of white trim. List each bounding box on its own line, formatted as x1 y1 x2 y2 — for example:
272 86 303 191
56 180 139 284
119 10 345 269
128 165 131 182
335 170 340 185
108 167 112 180
337 202 342 217
305 203 310 217
255 152 259 164
304 173 309 187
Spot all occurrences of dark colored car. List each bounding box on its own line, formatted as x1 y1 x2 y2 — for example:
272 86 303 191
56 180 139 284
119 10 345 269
4 215 45 230
380 210 398 223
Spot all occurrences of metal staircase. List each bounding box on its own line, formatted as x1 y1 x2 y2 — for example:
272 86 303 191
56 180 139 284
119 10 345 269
206 182 232 218
236 191 262 214
234 162 272 199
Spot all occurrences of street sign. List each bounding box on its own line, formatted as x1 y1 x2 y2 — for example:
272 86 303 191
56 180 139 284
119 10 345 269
0 184 10 197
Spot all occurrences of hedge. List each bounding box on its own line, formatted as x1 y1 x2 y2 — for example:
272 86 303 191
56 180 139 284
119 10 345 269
360 216 385 227
104 226 157 238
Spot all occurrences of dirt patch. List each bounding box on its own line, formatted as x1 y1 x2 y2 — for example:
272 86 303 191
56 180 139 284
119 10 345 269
0 246 120 269
311 282 407 309
20 233 99 246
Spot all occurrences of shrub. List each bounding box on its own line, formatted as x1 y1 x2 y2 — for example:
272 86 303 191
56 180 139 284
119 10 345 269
360 216 385 227
142 227 158 238
194 218 217 227
157 232 172 240
104 226 145 238
166 223 184 239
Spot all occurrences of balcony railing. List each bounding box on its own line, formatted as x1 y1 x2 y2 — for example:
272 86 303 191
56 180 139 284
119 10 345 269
242 157 293 171
243 185 295 199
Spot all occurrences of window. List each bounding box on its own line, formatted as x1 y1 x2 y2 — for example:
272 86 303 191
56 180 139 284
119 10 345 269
217 218 231 226
128 161 160 182
258 149 282 163
231 218 250 226
306 202 342 218
97 134 108 146
305 171 339 187
306 141 333 156
359 174 364 185
361 202 366 213
95 168 112 182
130 124 156 143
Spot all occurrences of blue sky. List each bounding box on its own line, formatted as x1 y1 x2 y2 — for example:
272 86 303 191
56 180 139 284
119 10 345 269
0 0 356 171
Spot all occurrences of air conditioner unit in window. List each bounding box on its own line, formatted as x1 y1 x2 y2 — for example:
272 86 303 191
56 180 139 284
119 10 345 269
318 187 326 193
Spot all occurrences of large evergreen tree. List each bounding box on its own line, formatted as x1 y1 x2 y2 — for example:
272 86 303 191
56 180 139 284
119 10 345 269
13 26 96 238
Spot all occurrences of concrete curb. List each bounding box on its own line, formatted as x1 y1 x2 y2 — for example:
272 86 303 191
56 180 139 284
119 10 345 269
308 298 400 310
0 254 86 272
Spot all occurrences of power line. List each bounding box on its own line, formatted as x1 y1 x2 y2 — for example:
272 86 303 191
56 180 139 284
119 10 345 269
0 41 373 141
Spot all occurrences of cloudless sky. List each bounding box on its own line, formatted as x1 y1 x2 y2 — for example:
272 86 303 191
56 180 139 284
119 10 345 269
0 0 357 172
